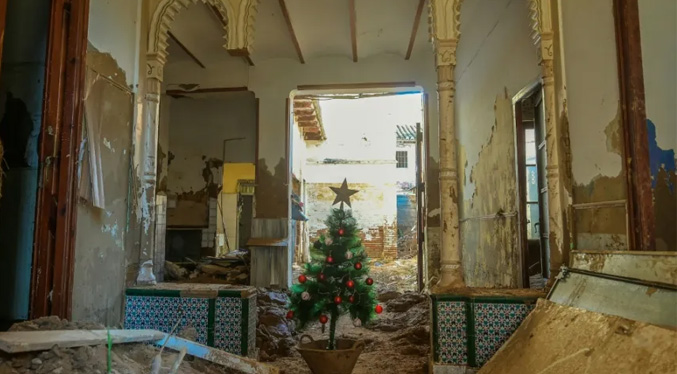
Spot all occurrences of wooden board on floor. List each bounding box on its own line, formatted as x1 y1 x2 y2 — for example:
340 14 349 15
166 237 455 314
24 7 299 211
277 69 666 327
155 335 279 374
0 329 165 353
478 299 677 374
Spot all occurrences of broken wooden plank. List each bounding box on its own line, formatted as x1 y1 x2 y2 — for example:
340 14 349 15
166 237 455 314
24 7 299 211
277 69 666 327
0 329 164 354
155 335 279 374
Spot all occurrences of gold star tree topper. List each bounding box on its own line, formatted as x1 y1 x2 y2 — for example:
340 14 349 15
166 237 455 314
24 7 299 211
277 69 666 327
330 178 359 208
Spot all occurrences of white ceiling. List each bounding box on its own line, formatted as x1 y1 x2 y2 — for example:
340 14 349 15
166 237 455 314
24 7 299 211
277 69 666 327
165 0 432 68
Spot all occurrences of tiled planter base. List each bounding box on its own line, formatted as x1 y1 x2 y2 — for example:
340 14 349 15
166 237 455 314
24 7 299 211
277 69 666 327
431 289 544 369
124 283 257 357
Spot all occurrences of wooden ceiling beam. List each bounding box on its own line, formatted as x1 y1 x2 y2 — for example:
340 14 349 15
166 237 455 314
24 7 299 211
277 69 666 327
349 0 358 62
168 31 206 69
279 0 305 64
405 0 426 60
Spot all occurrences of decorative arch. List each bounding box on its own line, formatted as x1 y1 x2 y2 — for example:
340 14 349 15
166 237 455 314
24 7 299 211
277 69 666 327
147 0 258 79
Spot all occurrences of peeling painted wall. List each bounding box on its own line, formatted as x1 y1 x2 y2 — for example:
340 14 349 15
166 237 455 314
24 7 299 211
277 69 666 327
561 0 629 251
70 0 141 325
639 0 677 251
165 92 256 227
455 0 541 287
72 47 134 325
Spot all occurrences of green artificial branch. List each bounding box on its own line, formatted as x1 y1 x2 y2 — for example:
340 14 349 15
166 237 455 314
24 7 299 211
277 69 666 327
287 206 379 350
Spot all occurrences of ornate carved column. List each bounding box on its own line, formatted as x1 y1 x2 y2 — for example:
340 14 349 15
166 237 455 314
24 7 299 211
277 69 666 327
431 0 465 288
135 55 165 285
531 0 567 280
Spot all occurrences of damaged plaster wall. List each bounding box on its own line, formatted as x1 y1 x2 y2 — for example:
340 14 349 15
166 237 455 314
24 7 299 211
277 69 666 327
454 0 540 287
165 92 256 228
71 0 141 325
561 0 628 251
248 53 440 279
0 0 49 322
638 0 676 251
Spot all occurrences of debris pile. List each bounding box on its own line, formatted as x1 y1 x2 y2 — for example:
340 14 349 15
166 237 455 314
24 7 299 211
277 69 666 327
255 288 297 362
0 317 236 374
266 290 430 373
165 250 250 285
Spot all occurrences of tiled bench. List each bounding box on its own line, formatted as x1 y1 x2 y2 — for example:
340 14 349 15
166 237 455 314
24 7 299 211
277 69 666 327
431 289 544 371
124 283 257 357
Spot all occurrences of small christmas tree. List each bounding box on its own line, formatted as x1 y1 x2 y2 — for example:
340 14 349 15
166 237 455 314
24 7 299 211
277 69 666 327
287 179 382 350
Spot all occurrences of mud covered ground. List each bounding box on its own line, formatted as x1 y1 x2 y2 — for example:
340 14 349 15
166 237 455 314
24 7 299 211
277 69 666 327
257 288 430 374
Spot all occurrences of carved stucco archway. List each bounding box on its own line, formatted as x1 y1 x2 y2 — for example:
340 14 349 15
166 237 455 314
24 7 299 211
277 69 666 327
136 0 258 282
429 0 568 288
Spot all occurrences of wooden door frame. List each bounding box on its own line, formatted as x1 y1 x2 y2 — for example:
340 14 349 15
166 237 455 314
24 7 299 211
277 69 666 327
513 81 542 288
30 0 90 319
613 0 654 251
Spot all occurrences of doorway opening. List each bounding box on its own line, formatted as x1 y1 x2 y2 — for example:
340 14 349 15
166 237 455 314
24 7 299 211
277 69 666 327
514 82 549 289
288 88 427 293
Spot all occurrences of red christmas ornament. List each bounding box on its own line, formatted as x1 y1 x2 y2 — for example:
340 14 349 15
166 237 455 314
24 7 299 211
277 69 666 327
375 305 383 314
354 262 362 270
338 228 345 236
326 256 334 264
366 278 374 286
298 274 307 283
334 296 343 304
318 273 326 281
319 315 329 324
346 280 355 288
286 310 294 319
348 295 356 303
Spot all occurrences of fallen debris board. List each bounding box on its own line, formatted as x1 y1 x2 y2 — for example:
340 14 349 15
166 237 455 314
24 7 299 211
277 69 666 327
548 269 677 327
478 299 677 374
571 250 677 286
155 335 279 374
0 329 164 354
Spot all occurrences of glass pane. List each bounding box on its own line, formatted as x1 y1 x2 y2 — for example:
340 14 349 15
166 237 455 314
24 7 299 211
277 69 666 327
526 166 539 202
525 129 536 164
527 203 540 240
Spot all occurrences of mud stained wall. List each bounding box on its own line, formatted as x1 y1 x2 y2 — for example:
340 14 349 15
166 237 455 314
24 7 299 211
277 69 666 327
561 0 629 251
166 92 256 227
0 0 49 322
454 0 540 287
305 177 397 259
71 0 140 325
72 48 134 324
639 0 676 251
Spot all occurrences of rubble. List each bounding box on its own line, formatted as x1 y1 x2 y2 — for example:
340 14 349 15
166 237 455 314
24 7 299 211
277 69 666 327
164 250 251 285
255 288 297 362
0 318 234 374
264 290 430 373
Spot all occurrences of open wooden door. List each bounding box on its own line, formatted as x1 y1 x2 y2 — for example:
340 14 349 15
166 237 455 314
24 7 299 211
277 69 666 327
30 0 90 319
416 93 429 291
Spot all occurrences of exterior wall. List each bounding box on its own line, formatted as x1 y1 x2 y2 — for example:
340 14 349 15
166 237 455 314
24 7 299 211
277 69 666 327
305 175 397 259
302 96 409 259
71 0 142 324
0 0 49 322
165 92 257 228
561 0 628 251
455 0 541 287
395 141 416 190
638 0 676 251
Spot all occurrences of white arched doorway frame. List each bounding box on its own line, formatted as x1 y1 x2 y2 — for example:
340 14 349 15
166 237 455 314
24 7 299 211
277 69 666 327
136 0 258 282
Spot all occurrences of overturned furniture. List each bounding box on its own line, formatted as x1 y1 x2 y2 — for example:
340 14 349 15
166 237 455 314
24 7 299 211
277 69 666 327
124 283 257 357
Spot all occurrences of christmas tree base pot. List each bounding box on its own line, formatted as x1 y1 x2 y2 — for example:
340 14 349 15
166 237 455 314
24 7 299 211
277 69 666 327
296 335 365 374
